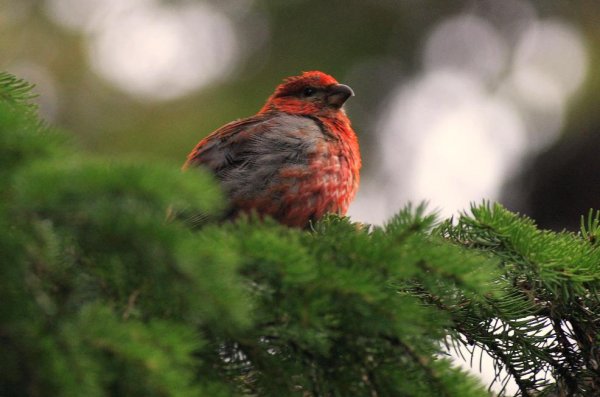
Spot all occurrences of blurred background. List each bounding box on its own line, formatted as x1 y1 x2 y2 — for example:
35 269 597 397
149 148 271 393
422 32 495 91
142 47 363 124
1 0 599 229
2 0 599 393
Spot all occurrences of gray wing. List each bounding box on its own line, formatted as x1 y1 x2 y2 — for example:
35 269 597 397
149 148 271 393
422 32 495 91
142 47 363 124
186 113 325 196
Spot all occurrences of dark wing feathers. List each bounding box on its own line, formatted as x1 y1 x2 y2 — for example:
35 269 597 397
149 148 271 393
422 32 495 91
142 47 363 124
185 113 324 182
180 113 326 227
184 115 268 172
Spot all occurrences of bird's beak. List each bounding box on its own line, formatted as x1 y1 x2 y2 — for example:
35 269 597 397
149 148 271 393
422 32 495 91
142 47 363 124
327 84 354 108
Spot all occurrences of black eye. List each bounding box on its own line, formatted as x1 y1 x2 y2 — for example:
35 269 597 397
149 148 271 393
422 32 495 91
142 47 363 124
302 87 316 97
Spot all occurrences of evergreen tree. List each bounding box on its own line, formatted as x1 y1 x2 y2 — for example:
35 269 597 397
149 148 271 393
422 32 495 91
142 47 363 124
0 72 598 396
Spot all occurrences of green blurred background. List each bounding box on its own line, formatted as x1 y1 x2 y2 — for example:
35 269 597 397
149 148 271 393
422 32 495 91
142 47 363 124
2 0 600 229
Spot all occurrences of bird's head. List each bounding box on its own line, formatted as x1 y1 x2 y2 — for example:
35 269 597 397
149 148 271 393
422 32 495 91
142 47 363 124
260 71 354 117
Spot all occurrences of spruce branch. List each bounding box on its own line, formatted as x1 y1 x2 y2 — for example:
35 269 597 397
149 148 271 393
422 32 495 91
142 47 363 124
0 71 38 112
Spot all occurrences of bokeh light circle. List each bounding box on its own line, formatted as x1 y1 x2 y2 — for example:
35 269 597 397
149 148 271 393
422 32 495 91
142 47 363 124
87 2 239 100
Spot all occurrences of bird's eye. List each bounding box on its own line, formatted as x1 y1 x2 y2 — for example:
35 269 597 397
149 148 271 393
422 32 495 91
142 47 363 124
302 87 316 97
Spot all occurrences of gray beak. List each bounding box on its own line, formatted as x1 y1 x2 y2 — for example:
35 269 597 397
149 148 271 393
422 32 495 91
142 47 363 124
327 84 354 108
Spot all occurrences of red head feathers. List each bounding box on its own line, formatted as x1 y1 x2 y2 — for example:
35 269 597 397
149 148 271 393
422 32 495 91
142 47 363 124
261 71 354 116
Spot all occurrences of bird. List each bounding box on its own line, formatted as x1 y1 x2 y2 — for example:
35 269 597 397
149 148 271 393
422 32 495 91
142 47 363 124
183 71 361 228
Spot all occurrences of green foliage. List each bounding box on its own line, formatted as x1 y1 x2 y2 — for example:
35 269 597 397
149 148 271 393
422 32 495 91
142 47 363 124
2 73 599 397
437 203 600 396
0 72 38 111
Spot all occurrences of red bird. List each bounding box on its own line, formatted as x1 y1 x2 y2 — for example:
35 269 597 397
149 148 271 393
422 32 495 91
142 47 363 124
183 71 361 228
